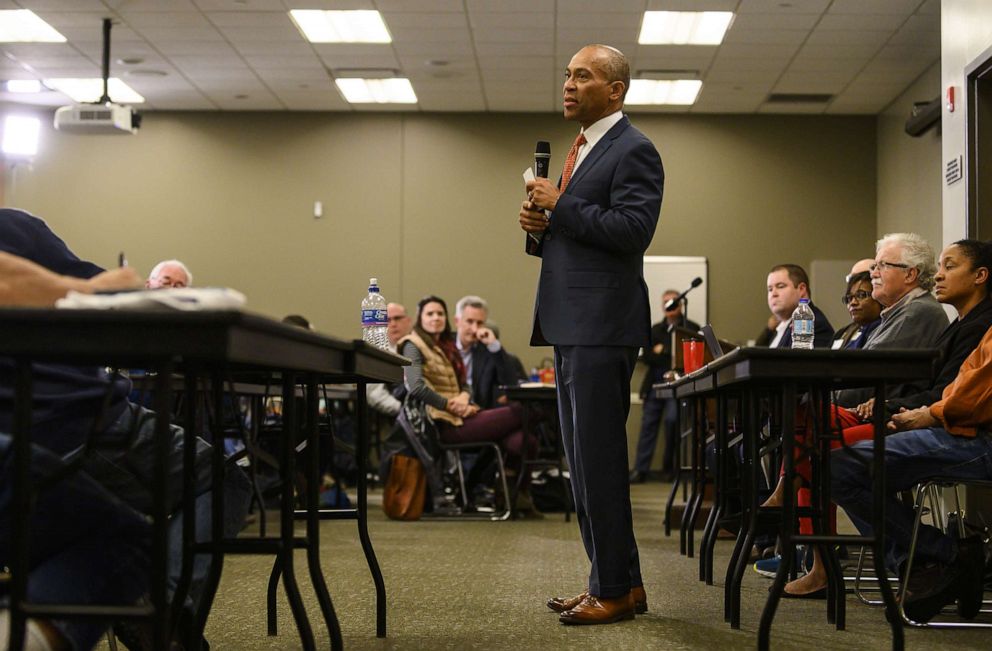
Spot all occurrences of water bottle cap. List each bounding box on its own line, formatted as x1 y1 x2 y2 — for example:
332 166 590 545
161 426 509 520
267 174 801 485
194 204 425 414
369 277 378 285
799 298 809 304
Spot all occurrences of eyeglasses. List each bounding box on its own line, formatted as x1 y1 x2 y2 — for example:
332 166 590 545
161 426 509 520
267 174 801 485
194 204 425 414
869 260 910 273
842 290 872 305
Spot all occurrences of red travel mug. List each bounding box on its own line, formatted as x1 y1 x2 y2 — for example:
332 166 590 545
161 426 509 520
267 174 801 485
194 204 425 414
683 339 705 373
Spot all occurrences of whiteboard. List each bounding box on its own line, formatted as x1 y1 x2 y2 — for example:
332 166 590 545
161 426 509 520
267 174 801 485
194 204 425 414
642 256 708 327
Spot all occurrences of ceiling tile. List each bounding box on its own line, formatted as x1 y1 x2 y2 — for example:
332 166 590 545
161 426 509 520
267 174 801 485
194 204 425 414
373 0 464 11
806 28 895 45
716 43 801 59
118 12 212 28
647 0 739 9
728 13 822 30
206 11 292 28
469 0 555 11
379 12 468 28
273 90 350 110
105 0 198 10
193 0 285 10
827 0 920 15
470 12 553 29
558 0 646 12
474 41 553 57
723 29 810 46
737 0 830 13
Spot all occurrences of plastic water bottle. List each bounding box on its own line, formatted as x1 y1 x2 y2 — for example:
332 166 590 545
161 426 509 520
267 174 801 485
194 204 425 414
791 298 815 350
361 278 389 349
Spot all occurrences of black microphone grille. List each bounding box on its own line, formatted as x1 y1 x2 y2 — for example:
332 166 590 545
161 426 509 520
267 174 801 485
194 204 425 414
691 277 703 287
535 140 551 155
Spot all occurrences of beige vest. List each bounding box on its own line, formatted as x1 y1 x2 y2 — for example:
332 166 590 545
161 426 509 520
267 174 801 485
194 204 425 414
399 331 463 427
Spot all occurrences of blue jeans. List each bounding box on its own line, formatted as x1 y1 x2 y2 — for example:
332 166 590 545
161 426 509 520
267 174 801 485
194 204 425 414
0 434 150 651
70 402 252 620
633 396 678 474
831 427 992 569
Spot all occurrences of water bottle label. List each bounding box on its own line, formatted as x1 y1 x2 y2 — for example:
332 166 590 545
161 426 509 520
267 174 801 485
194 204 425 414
362 309 388 327
794 320 815 336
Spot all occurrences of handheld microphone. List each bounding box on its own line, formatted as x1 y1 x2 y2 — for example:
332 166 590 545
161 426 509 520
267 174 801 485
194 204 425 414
665 277 703 311
535 141 550 179
527 141 552 249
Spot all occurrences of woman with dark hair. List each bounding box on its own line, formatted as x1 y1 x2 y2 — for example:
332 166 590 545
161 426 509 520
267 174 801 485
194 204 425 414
832 271 882 350
775 239 992 598
398 295 536 512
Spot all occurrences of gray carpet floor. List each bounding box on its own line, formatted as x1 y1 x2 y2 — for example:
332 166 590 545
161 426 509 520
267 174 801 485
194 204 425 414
145 484 992 650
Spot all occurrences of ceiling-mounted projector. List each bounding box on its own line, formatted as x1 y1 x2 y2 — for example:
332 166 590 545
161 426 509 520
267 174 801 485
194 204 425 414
53 18 140 135
54 103 140 134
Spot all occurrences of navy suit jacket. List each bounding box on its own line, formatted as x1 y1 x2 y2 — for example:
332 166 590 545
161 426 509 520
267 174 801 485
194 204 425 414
528 116 664 348
470 343 514 410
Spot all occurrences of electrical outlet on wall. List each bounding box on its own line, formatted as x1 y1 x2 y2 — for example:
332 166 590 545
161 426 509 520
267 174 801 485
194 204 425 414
314 200 323 219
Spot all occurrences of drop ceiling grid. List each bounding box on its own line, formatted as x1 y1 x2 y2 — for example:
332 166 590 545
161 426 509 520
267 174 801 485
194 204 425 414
0 0 937 114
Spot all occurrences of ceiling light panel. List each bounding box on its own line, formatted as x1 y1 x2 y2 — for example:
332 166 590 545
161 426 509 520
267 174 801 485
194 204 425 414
638 11 734 45
44 78 146 104
0 10 66 43
335 78 417 104
626 79 702 105
289 10 392 44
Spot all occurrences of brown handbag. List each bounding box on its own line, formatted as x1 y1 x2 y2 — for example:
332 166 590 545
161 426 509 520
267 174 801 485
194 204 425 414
382 453 427 521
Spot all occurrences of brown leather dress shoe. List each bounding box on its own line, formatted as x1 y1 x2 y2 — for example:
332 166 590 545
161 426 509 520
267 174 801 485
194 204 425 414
559 594 635 625
547 591 587 613
631 585 648 614
548 586 648 614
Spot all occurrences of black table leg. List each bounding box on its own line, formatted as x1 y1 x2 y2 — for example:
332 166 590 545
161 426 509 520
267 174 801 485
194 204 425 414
759 381 797 650
279 373 316 650
303 379 343 651
728 389 758 628
10 361 33 651
872 380 904 649
663 397 682 537
355 380 387 638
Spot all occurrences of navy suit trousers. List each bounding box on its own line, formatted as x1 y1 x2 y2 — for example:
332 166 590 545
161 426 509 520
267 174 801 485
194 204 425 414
554 344 642 598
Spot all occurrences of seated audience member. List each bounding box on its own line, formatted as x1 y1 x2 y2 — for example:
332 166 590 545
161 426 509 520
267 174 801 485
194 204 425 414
145 259 192 289
834 233 949 407
833 320 992 622
832 259 881 349
367 303 411 418
765 264 834 348
398 296 536 511
486 322 529 385
282 314 312 329
454 295 516 410
0 211 251 647
0 435 150 651
832 271 882 350
769 239 992 597
631 290 700 483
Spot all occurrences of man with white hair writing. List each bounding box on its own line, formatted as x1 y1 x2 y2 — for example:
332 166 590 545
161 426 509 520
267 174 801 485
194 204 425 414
146 259 192 289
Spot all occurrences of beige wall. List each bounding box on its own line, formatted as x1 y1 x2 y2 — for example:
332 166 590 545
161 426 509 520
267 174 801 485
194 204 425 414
5 110 876 367
942 0 992 246
877 62 943 246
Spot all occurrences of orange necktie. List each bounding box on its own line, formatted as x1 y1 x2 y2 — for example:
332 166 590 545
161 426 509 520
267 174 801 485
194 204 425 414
559 132 587 192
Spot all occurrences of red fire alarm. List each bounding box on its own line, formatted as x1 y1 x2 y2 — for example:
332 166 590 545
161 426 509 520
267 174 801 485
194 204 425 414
947 86 955 113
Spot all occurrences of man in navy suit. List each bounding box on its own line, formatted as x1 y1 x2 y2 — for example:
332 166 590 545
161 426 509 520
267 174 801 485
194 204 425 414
454 295 515 410
766 264 834 349
520 44 664 625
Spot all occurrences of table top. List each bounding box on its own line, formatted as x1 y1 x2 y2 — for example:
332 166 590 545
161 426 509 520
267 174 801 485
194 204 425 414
654 347 941 398
0 308 407 382
502 384 557 401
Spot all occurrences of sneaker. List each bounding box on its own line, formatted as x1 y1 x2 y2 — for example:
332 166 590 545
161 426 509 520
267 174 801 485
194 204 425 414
754 547 809 578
